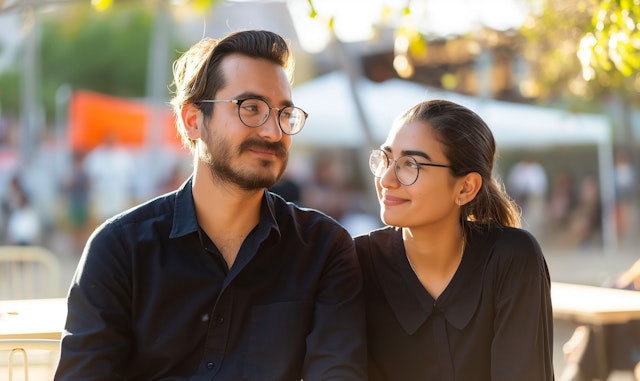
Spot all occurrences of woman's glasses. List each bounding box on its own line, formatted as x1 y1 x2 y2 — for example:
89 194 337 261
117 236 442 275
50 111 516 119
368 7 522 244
369 149 450 186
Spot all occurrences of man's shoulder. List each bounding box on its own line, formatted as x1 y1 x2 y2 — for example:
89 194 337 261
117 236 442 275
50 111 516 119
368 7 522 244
106 191 177 228
354 225 394 241
270 192 336 223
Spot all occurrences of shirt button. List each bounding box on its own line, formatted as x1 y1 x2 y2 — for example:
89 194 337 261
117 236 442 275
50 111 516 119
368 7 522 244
206 362 215 369
215 315 224 324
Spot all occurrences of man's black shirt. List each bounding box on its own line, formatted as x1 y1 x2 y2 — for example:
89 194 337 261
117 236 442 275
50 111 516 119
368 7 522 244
55 178 366 380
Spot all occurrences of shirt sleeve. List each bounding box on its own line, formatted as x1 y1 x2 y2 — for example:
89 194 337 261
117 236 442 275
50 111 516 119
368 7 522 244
54 222 132 381
490 229 555 381
302 229 368 381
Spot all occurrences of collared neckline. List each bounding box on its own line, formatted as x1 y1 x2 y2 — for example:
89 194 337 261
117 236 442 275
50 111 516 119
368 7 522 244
169 177 200 238
169 176 282 243
370 227 491 334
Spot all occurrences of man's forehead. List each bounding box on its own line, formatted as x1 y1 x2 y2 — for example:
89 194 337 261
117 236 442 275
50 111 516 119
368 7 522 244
218 55 292 102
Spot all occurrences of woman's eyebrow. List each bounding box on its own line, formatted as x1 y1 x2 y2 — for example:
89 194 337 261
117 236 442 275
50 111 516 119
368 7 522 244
401 149 433 161
381 146 435 161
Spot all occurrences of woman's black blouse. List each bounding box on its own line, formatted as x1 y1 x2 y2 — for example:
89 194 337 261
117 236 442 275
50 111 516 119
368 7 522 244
354 224 555 381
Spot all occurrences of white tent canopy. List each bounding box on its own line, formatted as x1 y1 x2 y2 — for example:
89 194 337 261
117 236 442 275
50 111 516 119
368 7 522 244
292 71 616 251
293 71 610 148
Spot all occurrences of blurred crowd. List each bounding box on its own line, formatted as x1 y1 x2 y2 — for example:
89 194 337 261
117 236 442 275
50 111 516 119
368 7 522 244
504 149 638 251
0 129 637 258
0 132 384 257
0 131 193 256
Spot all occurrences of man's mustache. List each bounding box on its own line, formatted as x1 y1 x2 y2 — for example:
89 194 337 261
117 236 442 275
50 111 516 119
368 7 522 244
239 139 287 159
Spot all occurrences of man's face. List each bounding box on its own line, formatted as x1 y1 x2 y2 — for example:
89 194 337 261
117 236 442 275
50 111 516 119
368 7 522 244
198 53 293 191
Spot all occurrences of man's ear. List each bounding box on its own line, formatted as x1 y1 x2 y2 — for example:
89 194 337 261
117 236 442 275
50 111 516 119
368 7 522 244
181 104 203 140
457 172 482 206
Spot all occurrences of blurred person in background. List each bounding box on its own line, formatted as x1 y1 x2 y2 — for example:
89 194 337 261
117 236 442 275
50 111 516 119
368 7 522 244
613 147 637 245
547 170 578 247
269 172 302 204
61 152 91 256
355 99 554 380
506 155 548 238
54 29 366 380
565 173 602 249
302 153 351 221
83 132 134 226
3 174 41 246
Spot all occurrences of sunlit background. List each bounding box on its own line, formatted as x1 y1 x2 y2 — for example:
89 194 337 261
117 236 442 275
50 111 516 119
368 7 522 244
0 0 639 377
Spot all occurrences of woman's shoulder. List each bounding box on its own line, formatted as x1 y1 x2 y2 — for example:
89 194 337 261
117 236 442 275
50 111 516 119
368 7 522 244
471 224 547 275
492 225 540 252
470 224 539 251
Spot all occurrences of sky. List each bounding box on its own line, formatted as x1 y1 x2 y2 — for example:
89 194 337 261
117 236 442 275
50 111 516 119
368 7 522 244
286 0 530 53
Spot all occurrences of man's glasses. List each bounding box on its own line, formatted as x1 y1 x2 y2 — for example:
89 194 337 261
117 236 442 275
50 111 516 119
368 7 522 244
199 97 308 135
369 149 451 186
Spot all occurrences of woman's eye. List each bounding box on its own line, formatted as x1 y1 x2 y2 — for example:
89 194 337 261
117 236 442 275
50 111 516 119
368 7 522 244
403 159 419 169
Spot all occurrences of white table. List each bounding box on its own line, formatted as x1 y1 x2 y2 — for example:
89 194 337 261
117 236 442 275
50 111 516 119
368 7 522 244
551 282 640 377
0 298 67 340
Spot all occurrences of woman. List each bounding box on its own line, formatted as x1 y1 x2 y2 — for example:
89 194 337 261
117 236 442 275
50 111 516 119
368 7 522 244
355 99 554 380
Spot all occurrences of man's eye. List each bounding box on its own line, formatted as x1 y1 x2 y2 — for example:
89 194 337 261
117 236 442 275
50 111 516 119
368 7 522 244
241 104 259 112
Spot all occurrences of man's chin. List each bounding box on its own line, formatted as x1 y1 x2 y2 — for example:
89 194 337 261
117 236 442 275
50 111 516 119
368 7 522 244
237 171 282 191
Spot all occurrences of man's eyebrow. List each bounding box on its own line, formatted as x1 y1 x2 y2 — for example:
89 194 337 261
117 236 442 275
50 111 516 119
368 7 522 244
233 91 261 100
233 92 293 107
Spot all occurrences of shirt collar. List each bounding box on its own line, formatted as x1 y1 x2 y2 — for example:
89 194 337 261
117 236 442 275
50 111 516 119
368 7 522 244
261 190 282 241
169 176 199 238
169 176 282 241
372 227 488 334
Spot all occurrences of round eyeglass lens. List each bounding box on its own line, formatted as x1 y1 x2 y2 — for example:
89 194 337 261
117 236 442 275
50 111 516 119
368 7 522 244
369 150 388 177
237 98 270 127
395 156 420 185
280 107 306 134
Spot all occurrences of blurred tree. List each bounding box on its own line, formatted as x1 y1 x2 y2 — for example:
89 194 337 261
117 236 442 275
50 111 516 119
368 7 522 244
0 69 20 117
41 5 152 97
38 4 154 121
0 1 187 126
303 0 639 146
520 0 639 166
304 0 638 106
520 0 639 106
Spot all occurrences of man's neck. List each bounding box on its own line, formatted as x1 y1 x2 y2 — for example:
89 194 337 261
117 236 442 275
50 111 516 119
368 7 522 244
191 167 263 268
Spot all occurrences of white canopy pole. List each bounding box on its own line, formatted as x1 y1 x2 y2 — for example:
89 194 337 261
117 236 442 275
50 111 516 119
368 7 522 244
598 139 618 253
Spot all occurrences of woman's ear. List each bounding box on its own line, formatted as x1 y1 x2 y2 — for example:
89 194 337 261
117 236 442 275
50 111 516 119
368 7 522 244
457 172 482 206
181 104 203 140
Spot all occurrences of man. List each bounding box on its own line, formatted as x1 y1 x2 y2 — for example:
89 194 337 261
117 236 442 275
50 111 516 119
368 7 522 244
54 30 367 380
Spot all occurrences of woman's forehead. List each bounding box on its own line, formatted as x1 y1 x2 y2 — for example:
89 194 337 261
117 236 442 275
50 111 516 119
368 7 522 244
386 121 435 146
383 121 450 161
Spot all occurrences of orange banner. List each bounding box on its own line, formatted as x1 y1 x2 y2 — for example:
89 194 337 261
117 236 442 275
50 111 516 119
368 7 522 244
68 90 182 151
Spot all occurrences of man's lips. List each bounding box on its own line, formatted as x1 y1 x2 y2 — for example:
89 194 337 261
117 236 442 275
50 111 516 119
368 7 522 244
240 139 287 159
247 147 279 158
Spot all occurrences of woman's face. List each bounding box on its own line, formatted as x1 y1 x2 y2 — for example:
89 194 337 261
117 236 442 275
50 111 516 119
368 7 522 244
375 120 462 230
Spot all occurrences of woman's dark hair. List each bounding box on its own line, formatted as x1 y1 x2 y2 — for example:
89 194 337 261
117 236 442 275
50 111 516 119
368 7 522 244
396 99 521 229
169 30 293 151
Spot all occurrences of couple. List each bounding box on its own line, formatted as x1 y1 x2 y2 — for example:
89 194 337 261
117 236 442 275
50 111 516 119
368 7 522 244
54 30 554 381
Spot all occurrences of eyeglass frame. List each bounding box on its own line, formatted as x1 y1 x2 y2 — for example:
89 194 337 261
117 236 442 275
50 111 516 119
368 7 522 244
198 97 308 135
369 149 451 186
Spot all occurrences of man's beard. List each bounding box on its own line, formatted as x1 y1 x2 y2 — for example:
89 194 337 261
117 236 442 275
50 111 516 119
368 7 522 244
200 132 288 191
